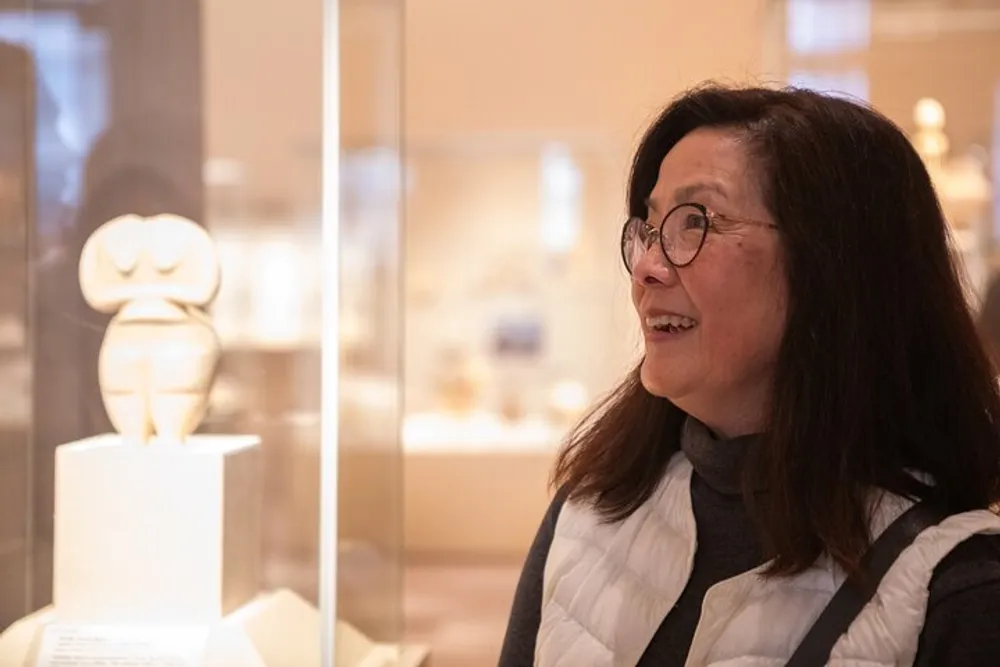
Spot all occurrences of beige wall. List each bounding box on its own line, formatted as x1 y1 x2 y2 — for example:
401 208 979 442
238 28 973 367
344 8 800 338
404 0 769 145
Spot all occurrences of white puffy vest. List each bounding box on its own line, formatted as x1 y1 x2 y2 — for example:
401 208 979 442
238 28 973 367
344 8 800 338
536 452 1000 667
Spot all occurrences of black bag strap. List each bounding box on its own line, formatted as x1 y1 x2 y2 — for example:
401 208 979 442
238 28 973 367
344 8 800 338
784 500 951 667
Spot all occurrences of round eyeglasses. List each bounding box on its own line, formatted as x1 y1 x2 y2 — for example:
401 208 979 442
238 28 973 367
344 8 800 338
620 202 777 273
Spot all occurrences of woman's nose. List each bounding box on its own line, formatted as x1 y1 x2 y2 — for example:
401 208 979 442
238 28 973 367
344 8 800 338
631 245 678 288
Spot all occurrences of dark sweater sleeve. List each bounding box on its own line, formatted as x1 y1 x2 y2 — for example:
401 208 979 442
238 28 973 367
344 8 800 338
497 492 567 667
914 535 1000 665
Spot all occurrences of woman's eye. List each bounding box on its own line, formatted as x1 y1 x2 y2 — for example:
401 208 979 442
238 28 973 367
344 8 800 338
684 214 708 230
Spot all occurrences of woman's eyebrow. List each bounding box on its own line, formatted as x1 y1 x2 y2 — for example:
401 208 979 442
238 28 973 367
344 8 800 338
645 181 729 212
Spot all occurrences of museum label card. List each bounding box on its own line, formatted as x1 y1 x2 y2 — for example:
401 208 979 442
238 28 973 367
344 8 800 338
36 623 208 667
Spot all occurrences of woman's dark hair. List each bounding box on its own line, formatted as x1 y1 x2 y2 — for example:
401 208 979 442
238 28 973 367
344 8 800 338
552 84 1000 580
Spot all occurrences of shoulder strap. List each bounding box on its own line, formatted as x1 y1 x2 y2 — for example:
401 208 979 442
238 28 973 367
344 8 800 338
784 500 950 667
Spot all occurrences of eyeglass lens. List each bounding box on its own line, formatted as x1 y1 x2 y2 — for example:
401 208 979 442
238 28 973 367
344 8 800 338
621 204 709 272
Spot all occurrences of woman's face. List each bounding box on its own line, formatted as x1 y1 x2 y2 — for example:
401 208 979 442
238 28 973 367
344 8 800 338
630 127 787 437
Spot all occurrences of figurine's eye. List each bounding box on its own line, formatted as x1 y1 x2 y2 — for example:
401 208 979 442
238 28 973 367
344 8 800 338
101 228 141 275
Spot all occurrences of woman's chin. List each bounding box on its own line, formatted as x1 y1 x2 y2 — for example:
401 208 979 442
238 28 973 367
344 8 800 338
640 361 687 400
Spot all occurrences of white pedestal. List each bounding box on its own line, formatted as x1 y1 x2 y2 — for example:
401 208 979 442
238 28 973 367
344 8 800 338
54 434 262 624
0 434 430 667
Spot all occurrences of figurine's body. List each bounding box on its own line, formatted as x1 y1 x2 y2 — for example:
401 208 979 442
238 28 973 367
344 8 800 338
79 214 222 443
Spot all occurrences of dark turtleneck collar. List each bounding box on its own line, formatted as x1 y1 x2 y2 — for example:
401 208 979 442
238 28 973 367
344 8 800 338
680 417 763 496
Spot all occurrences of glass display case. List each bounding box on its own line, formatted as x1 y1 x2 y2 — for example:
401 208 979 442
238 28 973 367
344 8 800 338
0 0 419 665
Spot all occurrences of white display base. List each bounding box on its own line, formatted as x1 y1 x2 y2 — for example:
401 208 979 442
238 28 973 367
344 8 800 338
4 434 430 666
54 434 262 623
0 588 429 667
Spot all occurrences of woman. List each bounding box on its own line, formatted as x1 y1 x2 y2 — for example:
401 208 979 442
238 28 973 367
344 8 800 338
499 85 1000 666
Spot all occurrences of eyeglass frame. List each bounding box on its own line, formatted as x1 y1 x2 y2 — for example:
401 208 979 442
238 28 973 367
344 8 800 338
620 201 779 272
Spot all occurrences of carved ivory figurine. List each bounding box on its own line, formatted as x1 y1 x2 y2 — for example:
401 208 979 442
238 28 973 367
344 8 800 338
79 214 222 444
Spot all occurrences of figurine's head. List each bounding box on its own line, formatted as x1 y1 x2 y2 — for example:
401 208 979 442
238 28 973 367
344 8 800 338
79 213 221 313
